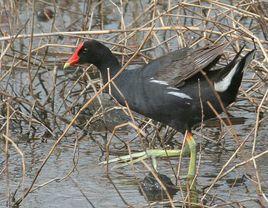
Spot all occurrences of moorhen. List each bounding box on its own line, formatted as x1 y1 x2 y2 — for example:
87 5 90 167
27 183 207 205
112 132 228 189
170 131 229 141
64 39 255 180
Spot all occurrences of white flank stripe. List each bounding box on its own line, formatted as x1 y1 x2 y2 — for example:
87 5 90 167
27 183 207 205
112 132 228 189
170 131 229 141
214 62 239 92
167 91 192 100
149 79 168 85
167 86 178 90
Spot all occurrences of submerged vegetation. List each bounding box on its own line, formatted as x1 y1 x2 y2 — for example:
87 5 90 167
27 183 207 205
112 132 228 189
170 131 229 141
0 0 267 207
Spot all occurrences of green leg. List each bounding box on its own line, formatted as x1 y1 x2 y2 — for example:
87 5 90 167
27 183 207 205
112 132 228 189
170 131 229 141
100 148 190 168
101 133 196 179
185 131 198 205
186 131 197 181
100 131 198 203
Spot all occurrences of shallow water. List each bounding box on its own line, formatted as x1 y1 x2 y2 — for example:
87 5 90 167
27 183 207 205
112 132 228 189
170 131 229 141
0 1 267 207
0 69 267 207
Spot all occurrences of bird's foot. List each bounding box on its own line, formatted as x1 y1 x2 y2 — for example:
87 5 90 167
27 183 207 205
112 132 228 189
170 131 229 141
100 148 189 169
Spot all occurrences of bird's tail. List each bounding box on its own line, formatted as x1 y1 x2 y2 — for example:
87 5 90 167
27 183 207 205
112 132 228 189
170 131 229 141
214 48 256 93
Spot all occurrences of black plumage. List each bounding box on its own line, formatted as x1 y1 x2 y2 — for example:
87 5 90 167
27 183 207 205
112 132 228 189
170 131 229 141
64 40 255 132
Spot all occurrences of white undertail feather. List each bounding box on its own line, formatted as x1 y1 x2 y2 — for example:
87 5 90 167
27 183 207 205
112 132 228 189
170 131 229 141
214 49 255 92
214 63 239 92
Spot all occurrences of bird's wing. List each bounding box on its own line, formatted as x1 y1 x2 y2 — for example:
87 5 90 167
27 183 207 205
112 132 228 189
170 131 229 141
143 43 226 87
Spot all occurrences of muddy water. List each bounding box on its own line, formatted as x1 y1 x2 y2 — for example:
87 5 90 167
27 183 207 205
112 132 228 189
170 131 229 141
1 103 267 208
0 1 267 208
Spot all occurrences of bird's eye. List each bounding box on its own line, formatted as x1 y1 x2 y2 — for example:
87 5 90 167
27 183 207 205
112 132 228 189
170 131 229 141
82 48 88 54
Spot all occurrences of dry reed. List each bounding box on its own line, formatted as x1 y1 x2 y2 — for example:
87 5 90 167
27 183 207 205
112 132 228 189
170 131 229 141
0 0 267 207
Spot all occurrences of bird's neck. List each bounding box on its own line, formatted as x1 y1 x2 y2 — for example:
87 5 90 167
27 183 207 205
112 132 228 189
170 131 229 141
96 55 121 84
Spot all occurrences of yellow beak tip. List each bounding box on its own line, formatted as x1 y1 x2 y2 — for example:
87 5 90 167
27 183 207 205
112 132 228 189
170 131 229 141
63 62 70 69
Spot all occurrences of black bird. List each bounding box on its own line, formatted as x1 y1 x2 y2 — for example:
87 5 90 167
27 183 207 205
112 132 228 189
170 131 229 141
64 39 255 179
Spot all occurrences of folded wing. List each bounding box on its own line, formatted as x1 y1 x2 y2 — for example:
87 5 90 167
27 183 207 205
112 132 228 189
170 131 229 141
143 43 227 87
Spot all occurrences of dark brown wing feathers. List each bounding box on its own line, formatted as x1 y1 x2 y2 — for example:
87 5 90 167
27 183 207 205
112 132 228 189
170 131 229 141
154 43 227 87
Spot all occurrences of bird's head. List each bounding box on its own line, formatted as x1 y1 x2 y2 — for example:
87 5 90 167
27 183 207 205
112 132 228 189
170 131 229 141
64 40 112 69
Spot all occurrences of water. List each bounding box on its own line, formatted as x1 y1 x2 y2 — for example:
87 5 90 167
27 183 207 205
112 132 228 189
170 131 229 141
0 1 267 207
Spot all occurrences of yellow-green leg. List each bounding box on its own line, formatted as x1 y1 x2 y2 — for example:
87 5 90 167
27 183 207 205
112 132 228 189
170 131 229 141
185 131 198 204
101 132 197 181
101 131 198 203
100 148 190 168
185 131 196 183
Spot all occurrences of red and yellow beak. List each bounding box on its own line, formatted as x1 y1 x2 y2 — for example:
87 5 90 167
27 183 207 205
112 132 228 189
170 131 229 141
63 43 83 69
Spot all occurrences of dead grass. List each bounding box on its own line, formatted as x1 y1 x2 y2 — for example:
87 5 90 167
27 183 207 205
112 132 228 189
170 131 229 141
0 0 267 207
